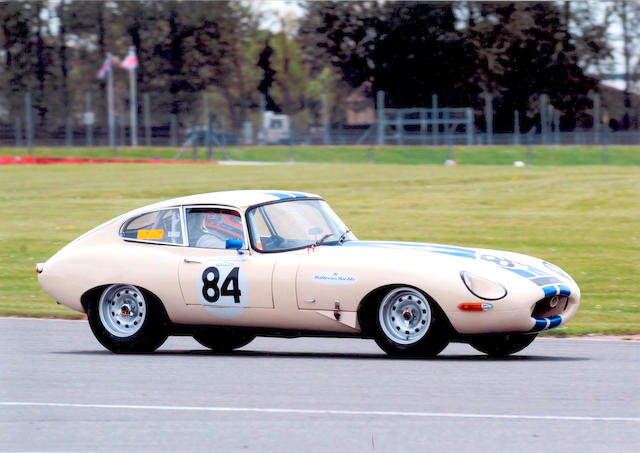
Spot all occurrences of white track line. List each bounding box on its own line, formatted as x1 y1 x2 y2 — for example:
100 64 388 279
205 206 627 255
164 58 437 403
1 402 638 423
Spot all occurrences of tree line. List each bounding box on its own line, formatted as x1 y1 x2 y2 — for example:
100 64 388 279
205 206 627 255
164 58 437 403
1 1 637 135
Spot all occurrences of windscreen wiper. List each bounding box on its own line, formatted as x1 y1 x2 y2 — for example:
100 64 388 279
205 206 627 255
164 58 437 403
314 233 333 246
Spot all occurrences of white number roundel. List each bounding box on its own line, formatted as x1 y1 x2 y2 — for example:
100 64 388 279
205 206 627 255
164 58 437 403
197 264 248 318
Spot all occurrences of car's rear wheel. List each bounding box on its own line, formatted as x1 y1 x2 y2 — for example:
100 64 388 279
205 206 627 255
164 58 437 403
373 287 449 358
469 333 537 357
193 328 256 352
87 284 169 353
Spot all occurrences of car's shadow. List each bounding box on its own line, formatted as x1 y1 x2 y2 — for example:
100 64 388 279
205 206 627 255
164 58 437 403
53 349 589 362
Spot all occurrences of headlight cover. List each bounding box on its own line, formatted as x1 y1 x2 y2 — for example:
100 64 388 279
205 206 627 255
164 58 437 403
460 271 507 301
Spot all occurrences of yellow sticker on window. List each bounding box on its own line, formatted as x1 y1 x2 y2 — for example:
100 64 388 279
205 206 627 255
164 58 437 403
137 229 164 240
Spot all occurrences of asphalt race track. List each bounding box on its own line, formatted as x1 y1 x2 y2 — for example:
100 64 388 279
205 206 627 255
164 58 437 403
1 318 638 452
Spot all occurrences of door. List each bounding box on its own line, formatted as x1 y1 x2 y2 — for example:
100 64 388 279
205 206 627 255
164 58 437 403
178 205 276 319
179 250 276 319
296 250 363 311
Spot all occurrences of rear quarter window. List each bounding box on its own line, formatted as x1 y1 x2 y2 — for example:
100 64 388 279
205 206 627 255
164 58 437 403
120 208 184 245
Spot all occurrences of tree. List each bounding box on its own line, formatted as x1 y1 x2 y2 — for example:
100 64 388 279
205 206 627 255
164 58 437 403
609 1 640 129
257 38 280 112
457 2 598 131
0 1 34 115
62 0 117 131
298 2 474 108
299 1 598 131
568 1 615 78
298 1 381 89
212 3 261 129
69 1 261 127
372 2 472 108
0 2 59 129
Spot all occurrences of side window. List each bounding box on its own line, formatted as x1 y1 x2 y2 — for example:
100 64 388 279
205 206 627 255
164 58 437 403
186 207 245 249
120 208 183 245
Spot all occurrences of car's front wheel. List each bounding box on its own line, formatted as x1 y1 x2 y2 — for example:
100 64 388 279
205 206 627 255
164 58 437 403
193 328 256 352
87 284 169 353
469 333 537 357
373 287 450 358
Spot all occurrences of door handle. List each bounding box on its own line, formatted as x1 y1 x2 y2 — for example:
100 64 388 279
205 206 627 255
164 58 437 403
304 298 316 303
184 258 203 264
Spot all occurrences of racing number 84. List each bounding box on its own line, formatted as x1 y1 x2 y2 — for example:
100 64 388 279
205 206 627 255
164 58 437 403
201 266 242 304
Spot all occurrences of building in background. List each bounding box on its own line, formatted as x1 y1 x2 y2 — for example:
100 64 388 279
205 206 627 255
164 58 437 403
345 82 375 127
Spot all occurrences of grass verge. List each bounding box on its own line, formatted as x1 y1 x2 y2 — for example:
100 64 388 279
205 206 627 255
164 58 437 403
1 144 639 165
1 162 638 335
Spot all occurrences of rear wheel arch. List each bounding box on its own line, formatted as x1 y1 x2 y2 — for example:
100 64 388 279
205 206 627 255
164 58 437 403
84 283 171 353
81 285 109 313
82 285 170 323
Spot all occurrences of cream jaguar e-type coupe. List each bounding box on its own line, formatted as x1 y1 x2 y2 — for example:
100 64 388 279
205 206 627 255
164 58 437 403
37 190 580 357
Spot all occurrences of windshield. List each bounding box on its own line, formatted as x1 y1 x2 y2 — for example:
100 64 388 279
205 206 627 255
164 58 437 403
246 199 355 252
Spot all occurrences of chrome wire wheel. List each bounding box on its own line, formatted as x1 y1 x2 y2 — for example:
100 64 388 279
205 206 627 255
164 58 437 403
98 284 146 338
378 287 432 345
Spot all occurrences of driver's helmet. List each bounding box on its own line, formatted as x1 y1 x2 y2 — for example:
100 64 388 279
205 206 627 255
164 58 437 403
201 211 221 232
200 210 243 239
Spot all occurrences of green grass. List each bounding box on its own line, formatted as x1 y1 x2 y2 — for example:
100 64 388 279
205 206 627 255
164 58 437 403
0 162 638 336
2 145 639 165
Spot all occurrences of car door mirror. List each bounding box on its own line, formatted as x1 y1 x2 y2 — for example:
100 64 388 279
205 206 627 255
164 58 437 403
225 238 243 250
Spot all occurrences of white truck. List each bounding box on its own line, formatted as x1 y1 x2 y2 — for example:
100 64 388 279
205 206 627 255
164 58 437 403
257 111 291 145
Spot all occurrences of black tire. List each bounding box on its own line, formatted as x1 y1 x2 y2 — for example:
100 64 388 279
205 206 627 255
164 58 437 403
193 328 256 352
87 284 169 353
469 333 537 357
370 286 450 358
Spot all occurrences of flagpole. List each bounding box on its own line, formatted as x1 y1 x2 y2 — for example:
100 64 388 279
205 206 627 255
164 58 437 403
107 53 115 149
128 47 138 147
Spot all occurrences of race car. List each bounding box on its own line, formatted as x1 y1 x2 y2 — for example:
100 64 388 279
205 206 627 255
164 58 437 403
37 190 580 357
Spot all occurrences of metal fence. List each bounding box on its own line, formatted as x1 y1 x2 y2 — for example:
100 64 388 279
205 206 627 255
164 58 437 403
2 122 639 149
1 91 639 149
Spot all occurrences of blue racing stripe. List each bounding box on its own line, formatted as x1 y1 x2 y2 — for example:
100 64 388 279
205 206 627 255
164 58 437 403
343 241 477 258
506 268 537 278
267 192 292 200
548 316 563 328
340 242 572 298
525 266 548 277
287 191 309 198
533 318 549 331
558 285 571 296
430 250 478 259
426 244 476 254
531 276 563 286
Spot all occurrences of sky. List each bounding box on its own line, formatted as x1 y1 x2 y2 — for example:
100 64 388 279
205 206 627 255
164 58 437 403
249 0 304 32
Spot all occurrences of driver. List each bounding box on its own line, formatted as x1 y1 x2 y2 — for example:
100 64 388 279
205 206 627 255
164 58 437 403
196 211 228 248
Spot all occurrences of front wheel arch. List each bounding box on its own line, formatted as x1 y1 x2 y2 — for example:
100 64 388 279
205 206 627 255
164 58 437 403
357 284 453 357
